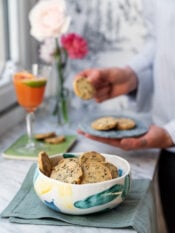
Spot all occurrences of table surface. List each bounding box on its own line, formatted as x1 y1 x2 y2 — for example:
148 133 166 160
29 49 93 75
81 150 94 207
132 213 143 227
0 107 159 233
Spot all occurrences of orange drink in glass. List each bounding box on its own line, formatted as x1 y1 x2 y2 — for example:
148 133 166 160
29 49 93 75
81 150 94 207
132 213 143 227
13 71 47 112
13 64 50 153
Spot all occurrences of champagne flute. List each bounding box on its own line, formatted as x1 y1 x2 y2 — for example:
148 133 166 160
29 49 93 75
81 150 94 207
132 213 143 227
13 64 51 153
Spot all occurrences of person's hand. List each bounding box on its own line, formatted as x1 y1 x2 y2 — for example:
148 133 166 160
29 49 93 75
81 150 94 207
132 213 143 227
75 66 137 103
78 125 173 150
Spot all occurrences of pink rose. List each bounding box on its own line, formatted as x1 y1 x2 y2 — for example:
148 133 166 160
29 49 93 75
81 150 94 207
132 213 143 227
61 33 88 59
29 0 71 41
39 38 56 63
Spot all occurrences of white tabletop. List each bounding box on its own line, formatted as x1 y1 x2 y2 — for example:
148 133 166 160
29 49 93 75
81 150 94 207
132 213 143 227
0 109 159 233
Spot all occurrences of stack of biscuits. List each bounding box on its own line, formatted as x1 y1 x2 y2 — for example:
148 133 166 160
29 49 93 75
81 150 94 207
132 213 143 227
35 132 65 144
91 116 136 131
38 151 118 184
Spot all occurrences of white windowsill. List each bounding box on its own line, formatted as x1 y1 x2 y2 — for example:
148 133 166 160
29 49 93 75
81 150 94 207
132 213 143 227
0 61 25 134
0 83 17 112
0 105 25 135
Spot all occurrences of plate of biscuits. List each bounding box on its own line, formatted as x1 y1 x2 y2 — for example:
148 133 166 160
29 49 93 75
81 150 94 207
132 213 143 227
79 114 149 138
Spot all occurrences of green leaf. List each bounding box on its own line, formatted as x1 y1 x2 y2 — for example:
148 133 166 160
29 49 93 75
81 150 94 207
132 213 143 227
74 184 124 209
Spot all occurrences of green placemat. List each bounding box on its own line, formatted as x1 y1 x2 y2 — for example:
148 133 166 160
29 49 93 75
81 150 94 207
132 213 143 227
2 134 77 160
1 164 157 233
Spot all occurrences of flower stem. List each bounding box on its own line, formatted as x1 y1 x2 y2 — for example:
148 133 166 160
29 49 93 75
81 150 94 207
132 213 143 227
52 38 69 124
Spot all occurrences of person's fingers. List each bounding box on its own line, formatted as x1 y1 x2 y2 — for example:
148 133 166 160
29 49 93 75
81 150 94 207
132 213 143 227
77 129 86 136
75 70 95 80
121 137 148 150
94 86 110 97
94 86 111 102
75 70 102 88
95 95 110 103
80 69 100 80
75 72 88 79
94 82 109 91
83 134 122 147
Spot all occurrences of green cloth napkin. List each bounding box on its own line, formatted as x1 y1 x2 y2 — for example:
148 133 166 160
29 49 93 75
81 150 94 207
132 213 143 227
1 164 157 233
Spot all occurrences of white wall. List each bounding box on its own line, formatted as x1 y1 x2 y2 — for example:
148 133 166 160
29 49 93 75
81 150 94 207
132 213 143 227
63 0 148 112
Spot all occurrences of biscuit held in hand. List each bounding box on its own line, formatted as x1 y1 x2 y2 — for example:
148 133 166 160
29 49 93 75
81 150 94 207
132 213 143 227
73 76 95 100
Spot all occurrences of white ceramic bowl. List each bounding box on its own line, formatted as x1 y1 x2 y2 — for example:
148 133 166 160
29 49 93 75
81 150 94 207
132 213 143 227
33 152 131 215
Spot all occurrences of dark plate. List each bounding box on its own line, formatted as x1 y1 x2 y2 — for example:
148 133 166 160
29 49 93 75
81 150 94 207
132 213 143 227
79 114 149 139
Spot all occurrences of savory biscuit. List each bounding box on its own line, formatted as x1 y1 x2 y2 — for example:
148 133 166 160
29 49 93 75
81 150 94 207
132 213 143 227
116 118 136 130
79 151 105 165
35 132 56 140
50 155 63 168
50 158 83 184
38 151 52 177
91 117 118 130
44 136 65 144
103 162 118 179
81 162 112 184
73 77 95 100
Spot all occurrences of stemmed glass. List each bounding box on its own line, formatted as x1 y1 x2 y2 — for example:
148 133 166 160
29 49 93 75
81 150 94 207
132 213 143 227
13 64 51 153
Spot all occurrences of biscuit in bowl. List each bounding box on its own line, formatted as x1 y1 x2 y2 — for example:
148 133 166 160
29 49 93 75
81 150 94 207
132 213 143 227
81 161 112 184
79 151 105 164
38 151 52 177
50 158 83 184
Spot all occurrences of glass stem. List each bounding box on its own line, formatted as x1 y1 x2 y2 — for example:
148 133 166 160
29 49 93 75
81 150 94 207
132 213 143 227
26 112 35 147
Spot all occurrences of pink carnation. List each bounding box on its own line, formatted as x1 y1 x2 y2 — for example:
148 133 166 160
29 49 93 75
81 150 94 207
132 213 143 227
61 33 88 59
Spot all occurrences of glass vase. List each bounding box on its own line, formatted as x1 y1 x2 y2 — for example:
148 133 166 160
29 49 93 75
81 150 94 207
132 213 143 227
52 59 69 126
53 86 69 125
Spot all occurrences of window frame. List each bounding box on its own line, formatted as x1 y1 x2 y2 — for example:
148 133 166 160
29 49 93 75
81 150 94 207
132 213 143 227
0 0 38 106
0 0 19 112
0 0 38 133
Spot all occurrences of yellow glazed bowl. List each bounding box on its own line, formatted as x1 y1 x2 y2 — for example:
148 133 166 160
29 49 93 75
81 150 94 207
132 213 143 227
33 153 131 215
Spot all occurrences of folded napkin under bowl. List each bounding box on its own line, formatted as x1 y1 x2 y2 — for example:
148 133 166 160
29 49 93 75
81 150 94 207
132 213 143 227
1 164 156 233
